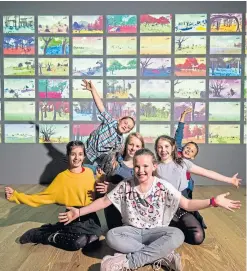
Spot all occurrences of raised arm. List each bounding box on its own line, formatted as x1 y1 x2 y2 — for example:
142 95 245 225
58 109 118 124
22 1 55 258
82 79 105 113
58 196 112 225
179 192 241 212
189 164 241 188
175 108 192 149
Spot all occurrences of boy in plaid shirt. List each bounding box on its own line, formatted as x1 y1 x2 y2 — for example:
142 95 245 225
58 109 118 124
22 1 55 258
82 80 135 165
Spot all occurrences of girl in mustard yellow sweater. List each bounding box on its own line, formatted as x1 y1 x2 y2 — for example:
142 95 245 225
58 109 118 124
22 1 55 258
5 140 102 251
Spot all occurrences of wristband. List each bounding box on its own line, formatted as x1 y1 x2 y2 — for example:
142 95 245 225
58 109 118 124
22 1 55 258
210 197 218 207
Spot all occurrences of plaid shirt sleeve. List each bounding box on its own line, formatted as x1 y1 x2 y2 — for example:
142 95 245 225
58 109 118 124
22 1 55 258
98 110 116 124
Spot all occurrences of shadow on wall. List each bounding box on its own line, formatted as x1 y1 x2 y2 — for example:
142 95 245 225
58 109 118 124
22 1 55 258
32 122 68 185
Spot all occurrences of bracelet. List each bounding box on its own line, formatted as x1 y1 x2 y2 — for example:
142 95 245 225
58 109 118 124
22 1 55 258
210 197 218 207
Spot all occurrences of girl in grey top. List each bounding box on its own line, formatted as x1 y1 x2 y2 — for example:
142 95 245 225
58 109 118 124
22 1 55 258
154 135 241 245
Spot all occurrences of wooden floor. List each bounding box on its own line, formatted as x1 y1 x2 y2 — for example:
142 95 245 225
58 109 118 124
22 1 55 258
0 185 245 271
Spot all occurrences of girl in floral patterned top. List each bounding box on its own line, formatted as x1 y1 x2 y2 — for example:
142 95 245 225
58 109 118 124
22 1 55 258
58 148 241 271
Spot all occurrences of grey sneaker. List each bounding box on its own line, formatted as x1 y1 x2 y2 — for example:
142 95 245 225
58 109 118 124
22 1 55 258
153 251 182 271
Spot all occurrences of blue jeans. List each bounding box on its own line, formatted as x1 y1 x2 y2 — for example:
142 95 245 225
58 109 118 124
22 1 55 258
106 225 184 269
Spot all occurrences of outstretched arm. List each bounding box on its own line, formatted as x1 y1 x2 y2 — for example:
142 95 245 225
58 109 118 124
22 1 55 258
175 108 192 149
179 192 241 212
189 164 241 188
82 79 105 113
58 196 112 225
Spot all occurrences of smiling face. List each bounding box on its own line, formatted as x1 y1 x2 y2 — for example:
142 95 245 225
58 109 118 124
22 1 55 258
134 154 157 184
156 138 174 162
68 146 85 169
117 117 135 134
182 143 198 160
125 135 143 159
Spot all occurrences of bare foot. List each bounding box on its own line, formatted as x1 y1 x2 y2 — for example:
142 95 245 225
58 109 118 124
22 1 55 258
5 186 14 200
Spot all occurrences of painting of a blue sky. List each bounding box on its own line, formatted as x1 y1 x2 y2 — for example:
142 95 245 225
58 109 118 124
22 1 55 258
5 124 36 143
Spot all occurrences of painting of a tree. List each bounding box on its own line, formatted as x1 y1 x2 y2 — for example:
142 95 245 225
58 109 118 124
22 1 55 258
40 125 56 142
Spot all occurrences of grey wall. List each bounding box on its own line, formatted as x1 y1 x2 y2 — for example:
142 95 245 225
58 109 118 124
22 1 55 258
0 1 246 185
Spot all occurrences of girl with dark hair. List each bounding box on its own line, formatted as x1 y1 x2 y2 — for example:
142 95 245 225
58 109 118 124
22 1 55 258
5 140 102 251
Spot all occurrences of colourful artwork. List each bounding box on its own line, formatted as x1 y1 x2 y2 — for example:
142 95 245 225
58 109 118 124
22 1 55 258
72 16 103 34
107 58 136 76
140 36 171 55
210 36 242 54
4 101 35 121
208 125 240 144
140 124 171 143
174 79 206 99
140 102 170 121
73 101 99 121
107 37 137 55
38 58 69 76
4 79 35 98
209 79 241 98
209 102 240 121
38 37 69 55
174 124 205 144
175 14 207 32
174 102 206 121
39 124 70 143
38 79 69 99
3 16 34 33
4 36 35 55
210 13 242 32
73 58 103 76
72 124 100 143
140 58 171 76
73 37 103 55
107 15 137 33
175 36 206 54
38 16 69 33
175 58 206 76
140 80 171 99
209 58 241 76
140 14 172 33
5 124 36 143
106 102 136 120
39 101 70 121
73 79 103 98
4 58 35 76
106 80 136 99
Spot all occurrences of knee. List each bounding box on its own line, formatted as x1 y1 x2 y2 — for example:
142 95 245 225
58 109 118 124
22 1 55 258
105 229 117 248
172 228 185 248
71 235 88 250
190 230 205 245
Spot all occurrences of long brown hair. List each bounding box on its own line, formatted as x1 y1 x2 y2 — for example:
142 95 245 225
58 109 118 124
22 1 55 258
122 132 145 159
154 135 183 167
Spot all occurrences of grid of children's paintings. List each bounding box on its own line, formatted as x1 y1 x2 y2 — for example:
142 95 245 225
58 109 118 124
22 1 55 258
0 14 246 144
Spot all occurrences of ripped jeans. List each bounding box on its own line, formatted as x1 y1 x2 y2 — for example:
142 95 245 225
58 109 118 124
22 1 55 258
106 225 184 269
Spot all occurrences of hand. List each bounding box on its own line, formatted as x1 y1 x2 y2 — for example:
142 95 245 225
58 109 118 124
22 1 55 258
5 186 14 200
96 181 109 194
87 190 96 201
81 79 95 92
230 173 242 188
215 192 241 212
58 207 79 225
182 108 192 116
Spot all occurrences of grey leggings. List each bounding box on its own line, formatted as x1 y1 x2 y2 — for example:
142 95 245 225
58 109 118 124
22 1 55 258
106 225 184 269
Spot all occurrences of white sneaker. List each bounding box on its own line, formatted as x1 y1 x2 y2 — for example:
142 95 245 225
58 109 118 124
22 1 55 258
153 251 182 271
101 254 130 271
